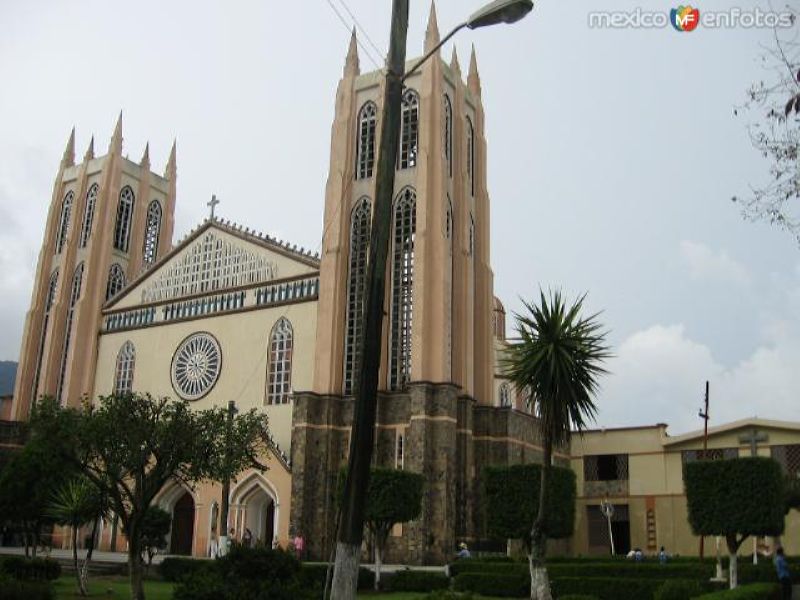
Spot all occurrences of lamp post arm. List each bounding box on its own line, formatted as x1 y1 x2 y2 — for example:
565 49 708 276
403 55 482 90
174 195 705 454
402 22 467 82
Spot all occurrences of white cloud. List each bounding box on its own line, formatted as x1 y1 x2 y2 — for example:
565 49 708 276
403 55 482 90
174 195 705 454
679 240 751 286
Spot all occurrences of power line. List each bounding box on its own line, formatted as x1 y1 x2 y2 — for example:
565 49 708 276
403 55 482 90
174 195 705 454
335 0 385 61
323 0 383 69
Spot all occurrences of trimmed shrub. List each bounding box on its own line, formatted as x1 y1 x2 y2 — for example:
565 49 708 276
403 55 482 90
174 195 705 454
558 596 600 600
0 574 54 600
159 556 213 582
424 591 476 600
692 582 781 600
448 559 715 581
454 572 529 597
654 579 704 600
551 577 669 600
388 570 449 592
0 556 61 581
296 562 375 591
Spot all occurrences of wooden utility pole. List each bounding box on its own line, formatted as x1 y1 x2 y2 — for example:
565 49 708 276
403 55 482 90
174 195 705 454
698 381 709 559
330 1 409 597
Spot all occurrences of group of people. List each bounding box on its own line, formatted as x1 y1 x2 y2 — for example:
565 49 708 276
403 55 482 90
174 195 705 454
207 526 306 560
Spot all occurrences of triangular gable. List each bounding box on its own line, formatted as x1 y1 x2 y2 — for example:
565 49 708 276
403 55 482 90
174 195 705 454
108 220 319 311
663 417 800 448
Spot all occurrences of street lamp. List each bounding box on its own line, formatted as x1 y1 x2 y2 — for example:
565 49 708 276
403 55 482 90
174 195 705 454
331 1 534 596
404 0 534 80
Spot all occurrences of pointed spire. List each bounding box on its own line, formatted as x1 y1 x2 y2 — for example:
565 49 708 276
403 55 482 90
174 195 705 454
450 46 461 75
140 142 150 168
424 1 440 53
83 136 95 162
62 127 75 167
468 44 481 96
164 139 177 179
109 111 123 154
344 27 360 77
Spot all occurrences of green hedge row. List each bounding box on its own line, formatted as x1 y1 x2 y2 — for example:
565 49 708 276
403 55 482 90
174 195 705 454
159 557 212 582
296 563 374 591
0 574 54 600
453 571 528 597
449 559 715 580
0 556 61 581
692 583 780 600
558 596 600 600
388 570 449 592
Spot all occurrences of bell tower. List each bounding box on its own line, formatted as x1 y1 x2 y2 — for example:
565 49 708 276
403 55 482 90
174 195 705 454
11 116 177 419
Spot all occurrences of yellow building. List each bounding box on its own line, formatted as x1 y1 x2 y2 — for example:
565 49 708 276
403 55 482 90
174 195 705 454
570 419 800 557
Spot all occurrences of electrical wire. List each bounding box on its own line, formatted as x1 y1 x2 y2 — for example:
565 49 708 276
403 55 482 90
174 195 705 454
323 0 383 70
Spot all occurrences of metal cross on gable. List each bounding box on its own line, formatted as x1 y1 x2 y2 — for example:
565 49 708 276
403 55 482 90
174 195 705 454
207 194 220 219
738 427 769 456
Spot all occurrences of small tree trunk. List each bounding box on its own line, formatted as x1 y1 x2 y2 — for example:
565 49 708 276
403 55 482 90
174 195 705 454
529 440 553 600
529 550 552 600
80 517 99 594
330 542 360 599
72 525 87 596
128 526 145 600
374 542 383 591
726 534 740 590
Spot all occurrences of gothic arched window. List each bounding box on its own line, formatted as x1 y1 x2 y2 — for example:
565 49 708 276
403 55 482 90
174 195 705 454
443 94 453 177
55 191 74 254
106 263 126 300
445 195 453 243
142 200 162 266
466 116 475 196
469 213 475 257
499 382 511 407
266 317 293 405
56 262 84 404
356 102 377 179
343 197 371 395
113 186 135 253
390 187 416 390
399 90 419 169
32 269 59 399
79 184 99 248
114 341 136 395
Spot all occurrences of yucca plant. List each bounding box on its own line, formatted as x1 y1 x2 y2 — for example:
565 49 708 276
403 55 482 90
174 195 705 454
503 290 610 600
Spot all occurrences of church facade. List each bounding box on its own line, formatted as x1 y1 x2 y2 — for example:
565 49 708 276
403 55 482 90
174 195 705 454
11 9 551 565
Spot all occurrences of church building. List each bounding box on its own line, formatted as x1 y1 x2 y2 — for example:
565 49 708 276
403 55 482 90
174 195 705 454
11 8 552 565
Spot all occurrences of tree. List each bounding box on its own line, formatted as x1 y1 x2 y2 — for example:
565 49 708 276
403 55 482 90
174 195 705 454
733 9 800 241
139 507 171 570
338 468 423 590
31 394 271 600
48 476 107 596
484 463 576 551
502 290 609 600
684 457 785 589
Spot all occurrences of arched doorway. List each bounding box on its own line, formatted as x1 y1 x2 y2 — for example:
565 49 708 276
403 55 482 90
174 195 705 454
170 491 195 555
231 473 279 547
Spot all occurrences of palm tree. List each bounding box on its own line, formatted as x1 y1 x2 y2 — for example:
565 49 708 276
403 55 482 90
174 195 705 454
503 290 610 600
48 477 107 596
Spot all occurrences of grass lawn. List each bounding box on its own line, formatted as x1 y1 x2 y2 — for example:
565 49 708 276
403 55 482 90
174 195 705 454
53 575 173 600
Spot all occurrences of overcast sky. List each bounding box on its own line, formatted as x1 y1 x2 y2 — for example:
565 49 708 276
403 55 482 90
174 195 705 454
1 0 798 434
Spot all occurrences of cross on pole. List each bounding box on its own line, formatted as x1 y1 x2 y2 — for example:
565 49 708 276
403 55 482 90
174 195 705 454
208 194 220 219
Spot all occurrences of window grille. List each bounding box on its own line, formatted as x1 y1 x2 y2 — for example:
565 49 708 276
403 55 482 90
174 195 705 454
55 191 74 254
56 262 84 404
584 454 629 481
390 188 416 389
466 117 475 196
113 186 135 252
681 448 739 463
469 214 475 256
443 94 452 177
771 445 800 478
356 102 377 179
32 270 59 399
399 90 419 169
266 318 293 405
446 195 453 242
343 198 371 395
499 383 511 407
79 184 98 247
142 200 162 266
396 433 405 470
106 263 126 301
113 341 135 395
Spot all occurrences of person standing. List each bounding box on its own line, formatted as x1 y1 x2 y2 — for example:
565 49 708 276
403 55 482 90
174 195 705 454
775 546 792 600
293 532 305 561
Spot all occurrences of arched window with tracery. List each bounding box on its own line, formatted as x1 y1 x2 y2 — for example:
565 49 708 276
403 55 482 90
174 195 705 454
343 197 371 395
443 94 453 177
114 341 135 395
32 269 59 399
356 102 377 179
399 89 419 169
56 262 84 404
499 382 511 407
266 317 293 405
390 187 416 390
106 263 126 300
79 184 99 248
143 200 162 266
55 191 74 254
113 186 135 252
466 116 475 196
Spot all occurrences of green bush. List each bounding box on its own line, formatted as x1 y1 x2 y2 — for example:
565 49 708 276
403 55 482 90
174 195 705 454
558 595 600 600
423 591 475 600
692 582 780 600
453 572 529 597
448 560 715 581
296 563 374 591
388 570 449 592
0 556 61 581
551 577 669 600
654 579 704 600
0 574 54 600
159 556 213 582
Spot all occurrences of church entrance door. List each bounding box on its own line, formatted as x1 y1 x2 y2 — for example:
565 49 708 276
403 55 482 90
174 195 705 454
170 491 195 555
